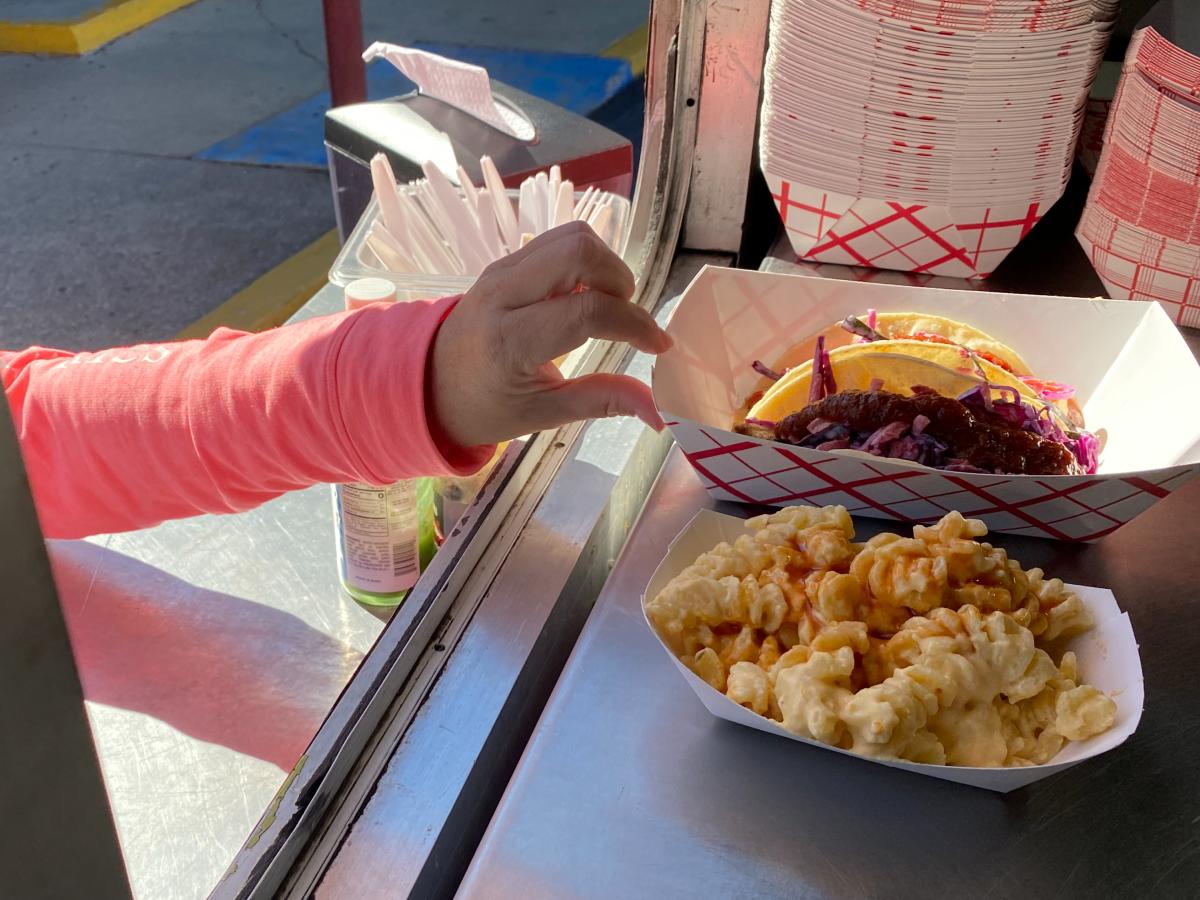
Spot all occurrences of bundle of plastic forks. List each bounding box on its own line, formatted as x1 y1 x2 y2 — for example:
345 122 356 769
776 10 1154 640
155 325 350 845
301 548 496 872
366 153 624 277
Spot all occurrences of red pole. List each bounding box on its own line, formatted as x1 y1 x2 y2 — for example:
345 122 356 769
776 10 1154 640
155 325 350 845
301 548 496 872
321 0 367 107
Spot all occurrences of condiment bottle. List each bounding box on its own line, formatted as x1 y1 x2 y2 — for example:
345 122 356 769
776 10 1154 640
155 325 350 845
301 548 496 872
332 278 439 607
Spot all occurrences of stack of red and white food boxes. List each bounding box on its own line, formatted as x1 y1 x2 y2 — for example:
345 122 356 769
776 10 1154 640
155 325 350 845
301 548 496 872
1076 26 1200 329
760 0 1116 278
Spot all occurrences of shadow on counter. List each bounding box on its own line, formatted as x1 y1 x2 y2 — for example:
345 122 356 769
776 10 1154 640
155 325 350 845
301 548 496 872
48 539 363 771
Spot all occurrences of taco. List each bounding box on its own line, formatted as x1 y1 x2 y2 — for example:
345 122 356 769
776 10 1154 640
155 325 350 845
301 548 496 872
735 313 1100 477
750 311 1033 385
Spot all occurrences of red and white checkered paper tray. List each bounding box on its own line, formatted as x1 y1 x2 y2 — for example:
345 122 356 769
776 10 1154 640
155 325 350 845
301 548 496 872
642 509 1143 792
1075 24 1200 328
1077 204 1200 330
761 225 999 292
651 266 1200 542
765 176 1051 279
758 0 1115 278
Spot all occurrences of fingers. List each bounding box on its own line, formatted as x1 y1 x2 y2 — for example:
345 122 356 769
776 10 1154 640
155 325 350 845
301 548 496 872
480 220 590 272
532 373 665 434
492 224 635 308
508 290 672 364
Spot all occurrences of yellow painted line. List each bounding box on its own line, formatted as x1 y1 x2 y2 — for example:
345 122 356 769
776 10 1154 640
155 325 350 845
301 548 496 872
176 229 341 340
601 20 648 78
0 0 199 56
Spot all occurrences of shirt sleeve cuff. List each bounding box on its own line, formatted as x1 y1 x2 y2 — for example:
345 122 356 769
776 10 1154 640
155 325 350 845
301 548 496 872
335 295 497 483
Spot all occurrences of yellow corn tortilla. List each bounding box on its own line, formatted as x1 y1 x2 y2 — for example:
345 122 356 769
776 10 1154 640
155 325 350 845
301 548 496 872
747 341 1038 424
747 313 1033 393
868 313 1033 376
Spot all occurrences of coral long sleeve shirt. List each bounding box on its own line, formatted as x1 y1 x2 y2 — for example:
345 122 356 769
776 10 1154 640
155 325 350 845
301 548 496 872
1 297 493 540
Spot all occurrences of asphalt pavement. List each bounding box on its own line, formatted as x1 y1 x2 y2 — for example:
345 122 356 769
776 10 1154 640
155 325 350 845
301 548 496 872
0 0 646 349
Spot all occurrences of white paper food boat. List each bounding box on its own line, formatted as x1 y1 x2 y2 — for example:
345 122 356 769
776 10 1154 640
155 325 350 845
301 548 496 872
651 265 1200 542
642 509 1144 792
762 176 1065 279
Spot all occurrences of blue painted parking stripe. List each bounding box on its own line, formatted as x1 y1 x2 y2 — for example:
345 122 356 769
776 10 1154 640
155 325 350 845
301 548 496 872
195 43 634 169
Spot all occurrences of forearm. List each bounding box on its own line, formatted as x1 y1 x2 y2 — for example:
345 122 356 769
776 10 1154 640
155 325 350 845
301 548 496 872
3 298 494 539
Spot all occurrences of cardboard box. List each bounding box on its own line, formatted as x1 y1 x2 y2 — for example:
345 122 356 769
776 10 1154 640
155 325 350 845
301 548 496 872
651 266 1200 541
642 509 1144 792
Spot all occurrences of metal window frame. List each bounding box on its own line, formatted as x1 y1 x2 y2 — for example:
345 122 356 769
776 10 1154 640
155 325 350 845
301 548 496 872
286 253 726 900
214 1 721 896
255 1 771 896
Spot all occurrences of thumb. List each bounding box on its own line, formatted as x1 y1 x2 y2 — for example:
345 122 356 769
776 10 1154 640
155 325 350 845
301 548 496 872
539 373 665 433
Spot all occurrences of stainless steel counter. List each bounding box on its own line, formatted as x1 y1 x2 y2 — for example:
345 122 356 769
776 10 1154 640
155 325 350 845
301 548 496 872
458 445 1200 900
49 284 384 900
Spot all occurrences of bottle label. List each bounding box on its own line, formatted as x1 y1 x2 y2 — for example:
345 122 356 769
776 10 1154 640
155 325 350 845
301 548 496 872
334 482 420 594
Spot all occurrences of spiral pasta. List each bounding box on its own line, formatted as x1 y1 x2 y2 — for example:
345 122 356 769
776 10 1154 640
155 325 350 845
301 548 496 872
645 508 1116 767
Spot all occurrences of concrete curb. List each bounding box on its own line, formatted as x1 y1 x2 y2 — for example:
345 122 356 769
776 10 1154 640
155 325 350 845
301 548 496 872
175 229 339 339
0 0 200 55
601 20 647 77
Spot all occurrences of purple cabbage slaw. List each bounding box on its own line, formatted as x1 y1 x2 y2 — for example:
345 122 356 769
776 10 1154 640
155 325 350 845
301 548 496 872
791 331 958 468
748 331 1101 475
807 336 836 404
798 408 960 469
752 359 783 381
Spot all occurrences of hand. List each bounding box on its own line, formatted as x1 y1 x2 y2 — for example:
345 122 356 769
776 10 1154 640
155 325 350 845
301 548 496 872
429 221 672 448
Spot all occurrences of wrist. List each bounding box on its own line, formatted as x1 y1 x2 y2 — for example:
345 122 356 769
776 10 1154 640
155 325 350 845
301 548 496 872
426 299 497 468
